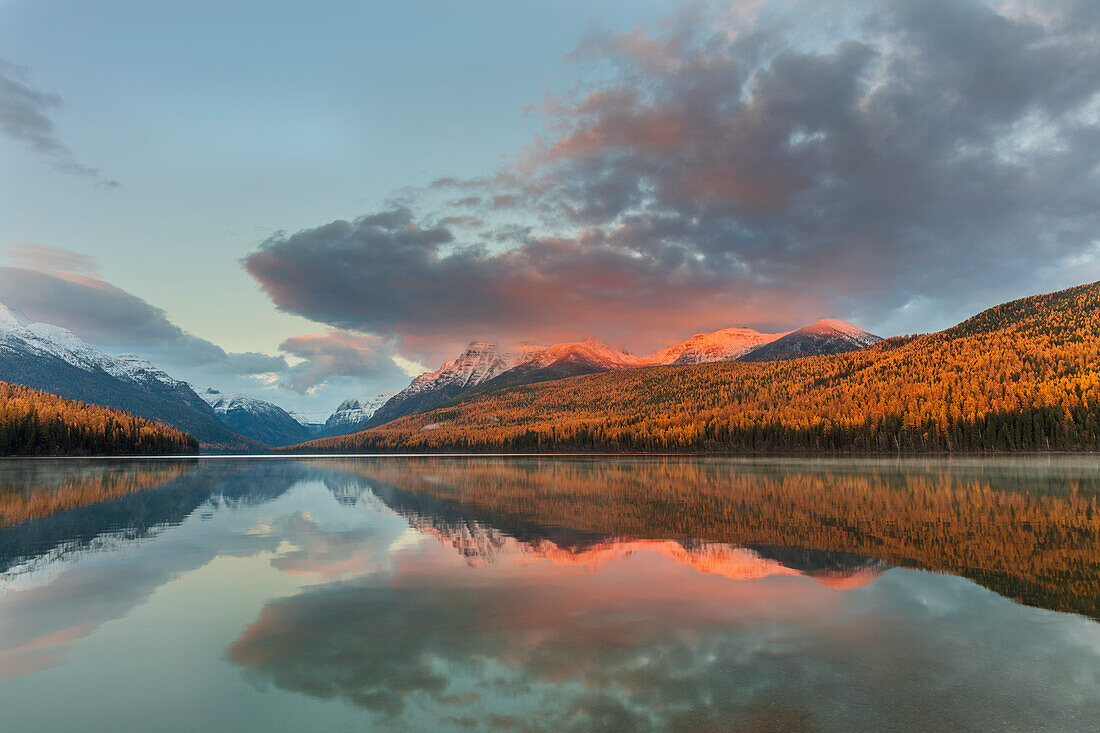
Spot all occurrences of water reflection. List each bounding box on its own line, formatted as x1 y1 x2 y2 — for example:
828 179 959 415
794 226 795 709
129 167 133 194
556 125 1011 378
0 456 1098 731
324 456 1100 619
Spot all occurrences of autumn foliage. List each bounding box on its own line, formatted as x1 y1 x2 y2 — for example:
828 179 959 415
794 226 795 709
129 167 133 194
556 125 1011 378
291 281 1100 454
0 381 199 456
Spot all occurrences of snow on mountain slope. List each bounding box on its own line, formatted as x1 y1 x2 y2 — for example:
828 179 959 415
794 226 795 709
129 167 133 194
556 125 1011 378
321 393 392 436
519 338 646 371
649 328 788 365
738 319 882 362
0 303 29 330
366 342 543 428
798 318 882 345
199 388 313 447
401 342 542 398
2 310 198 405
457 338 647 396
200 388 291 418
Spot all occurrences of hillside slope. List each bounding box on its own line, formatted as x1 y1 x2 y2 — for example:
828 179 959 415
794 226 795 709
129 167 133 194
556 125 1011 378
0 381 199 456
287 281 1100 453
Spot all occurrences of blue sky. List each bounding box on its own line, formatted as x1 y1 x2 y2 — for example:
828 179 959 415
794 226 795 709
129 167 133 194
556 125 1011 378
3 0 1100 417
2 1 665 349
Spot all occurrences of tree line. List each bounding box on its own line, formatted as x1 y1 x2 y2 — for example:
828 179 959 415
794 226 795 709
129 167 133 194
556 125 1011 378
0 381 199 456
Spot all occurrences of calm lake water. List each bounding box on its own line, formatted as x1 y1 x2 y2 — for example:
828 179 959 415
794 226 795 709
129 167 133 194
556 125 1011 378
1 456 1099 732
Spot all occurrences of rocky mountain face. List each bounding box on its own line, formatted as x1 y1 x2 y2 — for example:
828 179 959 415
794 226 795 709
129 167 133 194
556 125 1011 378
737 319 882 362
0 302 260 451
199 388 313 447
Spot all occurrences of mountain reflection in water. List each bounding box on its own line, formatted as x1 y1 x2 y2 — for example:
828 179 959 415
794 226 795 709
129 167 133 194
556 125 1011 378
0 456 1098 732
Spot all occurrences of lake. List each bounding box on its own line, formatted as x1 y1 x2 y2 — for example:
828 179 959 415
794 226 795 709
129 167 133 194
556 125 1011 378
1 456 1099 731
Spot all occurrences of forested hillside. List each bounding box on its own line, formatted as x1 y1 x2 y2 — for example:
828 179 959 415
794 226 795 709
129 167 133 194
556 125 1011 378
288 281 1100 454
0 381 199 456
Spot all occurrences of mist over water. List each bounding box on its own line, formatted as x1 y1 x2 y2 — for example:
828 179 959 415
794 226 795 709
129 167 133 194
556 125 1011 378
1 456 1098 731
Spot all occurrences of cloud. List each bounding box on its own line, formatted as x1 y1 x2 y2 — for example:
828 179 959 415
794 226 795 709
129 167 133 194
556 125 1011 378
0 263 412 411
245 206 821 358
278 329 411 395
0 57 118 188
226 530 1100 729
0 266 284 374
244 0 1100 352
2 243 100 275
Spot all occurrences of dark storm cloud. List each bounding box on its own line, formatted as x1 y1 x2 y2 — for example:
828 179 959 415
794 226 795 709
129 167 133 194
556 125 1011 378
244 206 815 357
244 0 1100 351
0 57 119 188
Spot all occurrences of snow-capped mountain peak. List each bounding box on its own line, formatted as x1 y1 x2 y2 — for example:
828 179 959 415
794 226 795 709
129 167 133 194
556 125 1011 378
403 341 538 397
519 338 645 370
324 393 392 431
738 318 883 362
200 387 268 413
198 387 314 446
649 327 788 365
799 318 879 344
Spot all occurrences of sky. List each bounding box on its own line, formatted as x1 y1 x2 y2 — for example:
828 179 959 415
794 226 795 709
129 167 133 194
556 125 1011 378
2 0 1100 419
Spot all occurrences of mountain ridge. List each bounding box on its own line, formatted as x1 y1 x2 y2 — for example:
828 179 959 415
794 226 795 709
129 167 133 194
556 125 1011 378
737 319 882 362
362 319 879 429
284 280 1100 454
199 388 313 447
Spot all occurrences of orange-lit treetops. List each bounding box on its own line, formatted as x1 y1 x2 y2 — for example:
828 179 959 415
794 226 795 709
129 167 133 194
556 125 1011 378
0 381 199 456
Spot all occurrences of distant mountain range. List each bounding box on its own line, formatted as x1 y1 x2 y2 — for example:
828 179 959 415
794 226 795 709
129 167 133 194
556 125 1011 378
1 297 887 450
315 394 393 438
357 318 881 431
0 301 394 449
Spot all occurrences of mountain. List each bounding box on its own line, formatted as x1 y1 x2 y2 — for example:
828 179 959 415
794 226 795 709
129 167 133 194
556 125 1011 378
0 303 260 451
319 394 392 437
738 319 882 362
287 281 1100 454
198 388 312 447
650 327 787 365
469 338 647 395
357 322 873 431
365 342 541 428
